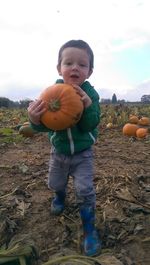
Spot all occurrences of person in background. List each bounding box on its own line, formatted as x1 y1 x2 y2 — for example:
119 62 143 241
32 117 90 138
27 39 101 256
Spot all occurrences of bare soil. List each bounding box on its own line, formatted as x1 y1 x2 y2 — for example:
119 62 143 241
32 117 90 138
0 127 150 265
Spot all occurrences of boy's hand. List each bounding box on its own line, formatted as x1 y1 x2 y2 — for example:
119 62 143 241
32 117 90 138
72 84 92 108
27 99 46 125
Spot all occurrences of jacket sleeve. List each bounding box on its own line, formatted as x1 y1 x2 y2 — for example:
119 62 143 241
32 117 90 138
77 94 101 132
30 121 53 133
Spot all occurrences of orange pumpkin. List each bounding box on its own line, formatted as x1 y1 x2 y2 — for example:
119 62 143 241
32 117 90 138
122 123 139 137
39 84 84 130
138 117 150 126
136 128 148 138
129 115 139 124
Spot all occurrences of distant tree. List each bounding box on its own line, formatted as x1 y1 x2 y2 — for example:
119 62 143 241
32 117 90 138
0 97 33 108
101 98 111 104
0 97 14 108
141 95 150 103
118 99 125 103
112 93 117 104
19 99 32 108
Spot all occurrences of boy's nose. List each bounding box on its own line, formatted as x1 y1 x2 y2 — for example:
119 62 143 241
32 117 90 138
72 64 78 69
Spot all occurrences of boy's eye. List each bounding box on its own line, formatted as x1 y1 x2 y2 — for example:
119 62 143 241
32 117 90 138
65 62 72 65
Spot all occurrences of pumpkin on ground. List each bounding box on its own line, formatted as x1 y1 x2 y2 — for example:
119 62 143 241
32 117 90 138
19 122 37 137
136 128 148 138
122 123 139 137
129 115 139 124
138 117 150 126
39 84 84 130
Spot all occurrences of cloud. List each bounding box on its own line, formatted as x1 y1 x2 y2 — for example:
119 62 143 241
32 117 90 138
120 79 150 101
0 0 150 102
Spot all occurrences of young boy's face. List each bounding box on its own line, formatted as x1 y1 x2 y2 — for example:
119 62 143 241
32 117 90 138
57 47 93 86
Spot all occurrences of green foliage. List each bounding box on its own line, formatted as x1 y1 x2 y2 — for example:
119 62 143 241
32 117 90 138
0 108 30 145
0 128 13 136
0 127 23 145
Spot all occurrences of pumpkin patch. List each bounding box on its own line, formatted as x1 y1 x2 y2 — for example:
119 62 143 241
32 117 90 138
0 103 150 264
39 84 84 130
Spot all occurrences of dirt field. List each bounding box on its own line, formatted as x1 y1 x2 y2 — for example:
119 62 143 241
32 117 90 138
0 126 150 265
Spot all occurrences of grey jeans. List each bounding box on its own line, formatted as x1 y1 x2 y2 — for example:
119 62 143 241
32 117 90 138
48 146 96 206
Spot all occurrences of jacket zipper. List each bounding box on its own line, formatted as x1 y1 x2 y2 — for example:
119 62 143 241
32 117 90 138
67 128 74 154
88 132 96 143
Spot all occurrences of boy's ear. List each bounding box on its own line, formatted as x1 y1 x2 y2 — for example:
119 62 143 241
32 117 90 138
88 69 93 78
57 65 62 76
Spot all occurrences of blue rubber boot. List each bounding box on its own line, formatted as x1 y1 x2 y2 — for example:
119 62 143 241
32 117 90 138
51 191 66 215
80 206 101 256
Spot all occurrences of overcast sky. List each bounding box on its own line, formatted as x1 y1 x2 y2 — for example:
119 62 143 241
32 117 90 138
0 0 150 102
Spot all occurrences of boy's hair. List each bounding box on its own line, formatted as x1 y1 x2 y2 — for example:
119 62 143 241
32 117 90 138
57 39 94 70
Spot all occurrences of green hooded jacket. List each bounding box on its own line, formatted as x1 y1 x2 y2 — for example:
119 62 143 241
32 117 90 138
30 79 101 155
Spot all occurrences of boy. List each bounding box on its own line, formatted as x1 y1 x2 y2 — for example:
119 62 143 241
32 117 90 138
28 39 101 256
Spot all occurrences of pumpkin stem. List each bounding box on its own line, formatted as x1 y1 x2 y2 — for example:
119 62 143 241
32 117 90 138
48 100 61 111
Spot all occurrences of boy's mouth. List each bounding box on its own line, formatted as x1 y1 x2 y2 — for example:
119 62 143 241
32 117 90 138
70 74 79 79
